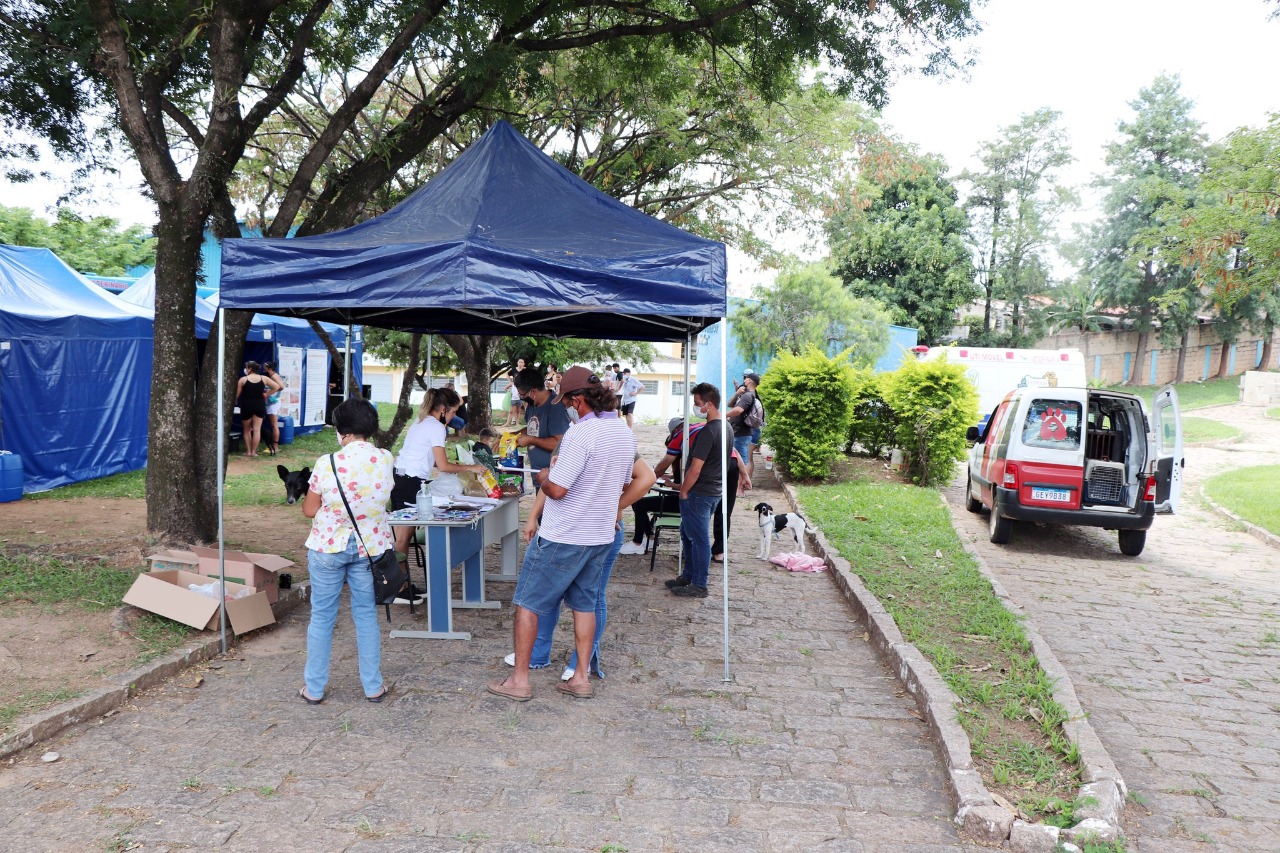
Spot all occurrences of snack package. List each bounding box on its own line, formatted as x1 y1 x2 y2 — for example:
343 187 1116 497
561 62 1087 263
497 431 520 459
459 468 503 499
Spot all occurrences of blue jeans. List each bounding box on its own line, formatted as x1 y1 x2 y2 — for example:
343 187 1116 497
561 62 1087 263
304 538 384 699
733 433 752 463
680 493 720 589
530 524 625 676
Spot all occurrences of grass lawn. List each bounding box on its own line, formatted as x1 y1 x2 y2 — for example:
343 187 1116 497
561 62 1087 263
1182 416 1242 445
797 461 1084 825
1268 407 1280 420
1204 465 1280 537
1101 375 1240 411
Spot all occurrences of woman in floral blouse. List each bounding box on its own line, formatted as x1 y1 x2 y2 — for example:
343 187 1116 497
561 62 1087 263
299 399 395 704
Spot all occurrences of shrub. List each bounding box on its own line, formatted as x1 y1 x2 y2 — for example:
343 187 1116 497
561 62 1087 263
845 369 898 458
758 347 856 480
882 354 977 487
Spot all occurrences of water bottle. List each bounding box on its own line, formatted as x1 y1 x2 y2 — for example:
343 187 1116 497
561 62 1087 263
415 482 432 521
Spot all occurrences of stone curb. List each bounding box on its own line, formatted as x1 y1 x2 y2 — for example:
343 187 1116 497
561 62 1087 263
776 470 1126 849
1200 485 1280 552
0 583 310 761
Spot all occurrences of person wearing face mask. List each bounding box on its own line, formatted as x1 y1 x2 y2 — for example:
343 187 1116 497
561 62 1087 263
389 387 489 566
487 366 636 702
512 367 571 489
669 382 728 599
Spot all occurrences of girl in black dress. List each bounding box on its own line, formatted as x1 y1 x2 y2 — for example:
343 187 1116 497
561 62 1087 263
236 361 282 458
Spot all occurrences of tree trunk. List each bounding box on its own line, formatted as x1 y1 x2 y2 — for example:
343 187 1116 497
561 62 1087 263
1174 329 1189 384
1215 338 1231 378
144 205 206 543
443 334 501 432
375 333 423 450
1261 333 1275 373
1130 330 1149 387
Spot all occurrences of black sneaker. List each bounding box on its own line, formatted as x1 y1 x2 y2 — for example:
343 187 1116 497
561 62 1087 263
664 576 691 589
671 584 708 598
393 583 426 604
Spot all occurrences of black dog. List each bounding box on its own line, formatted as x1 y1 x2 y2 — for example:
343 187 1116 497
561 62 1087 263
278 465 310 505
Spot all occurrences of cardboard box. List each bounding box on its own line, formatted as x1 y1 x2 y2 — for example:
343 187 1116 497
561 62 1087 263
147 548 294 604
123 570 275 635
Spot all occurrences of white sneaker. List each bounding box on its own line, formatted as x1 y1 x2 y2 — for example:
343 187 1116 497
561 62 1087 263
503 652 515 667
561 667 575 681
619 540 647 555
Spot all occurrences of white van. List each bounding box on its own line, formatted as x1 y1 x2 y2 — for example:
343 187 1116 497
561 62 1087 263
964 385 1183 556
924 347 1087 431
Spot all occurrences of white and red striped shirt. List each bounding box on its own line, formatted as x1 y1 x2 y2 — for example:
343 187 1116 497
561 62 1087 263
541 412 636 546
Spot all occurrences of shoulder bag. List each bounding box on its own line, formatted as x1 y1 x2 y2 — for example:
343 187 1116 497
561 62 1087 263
330 453 407 607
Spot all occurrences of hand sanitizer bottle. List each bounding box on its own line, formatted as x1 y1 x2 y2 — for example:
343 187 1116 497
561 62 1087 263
415 482 432 521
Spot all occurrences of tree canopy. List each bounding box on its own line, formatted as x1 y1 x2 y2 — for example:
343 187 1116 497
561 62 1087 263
0 204 155 274
827 135 977 345
732 263 891 370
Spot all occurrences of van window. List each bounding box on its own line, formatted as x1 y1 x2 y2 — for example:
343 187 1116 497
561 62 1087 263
1021 399 1082 450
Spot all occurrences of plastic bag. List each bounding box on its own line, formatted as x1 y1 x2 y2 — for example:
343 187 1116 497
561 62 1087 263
428 473 464 499
188 580 250 599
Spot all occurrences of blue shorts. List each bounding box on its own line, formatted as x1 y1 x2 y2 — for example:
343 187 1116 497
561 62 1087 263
751 427 761 444
732 433 752 462
513 536 613 615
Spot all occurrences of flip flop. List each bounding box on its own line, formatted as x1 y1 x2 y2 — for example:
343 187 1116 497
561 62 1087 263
556 680 594 699
486 678 532 702
298 687 323 705
366 683 394 703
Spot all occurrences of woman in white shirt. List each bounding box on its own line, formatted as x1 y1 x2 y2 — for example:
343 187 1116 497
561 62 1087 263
390 387 489 560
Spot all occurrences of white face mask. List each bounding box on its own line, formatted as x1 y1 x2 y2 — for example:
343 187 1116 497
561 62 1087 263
565 404 580 423
336 432 346 447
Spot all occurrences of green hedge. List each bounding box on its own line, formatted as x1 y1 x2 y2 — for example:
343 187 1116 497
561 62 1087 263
758 348 856 480
882 355 977 487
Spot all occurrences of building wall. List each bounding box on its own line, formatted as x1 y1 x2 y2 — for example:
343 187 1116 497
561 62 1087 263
1037 323 1277 385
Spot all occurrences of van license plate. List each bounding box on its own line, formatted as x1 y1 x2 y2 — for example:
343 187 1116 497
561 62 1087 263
1031 488 1071 503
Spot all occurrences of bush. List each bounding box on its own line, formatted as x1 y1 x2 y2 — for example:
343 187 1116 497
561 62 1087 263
882 354 977 487
758 347 856 480
845 369 898 458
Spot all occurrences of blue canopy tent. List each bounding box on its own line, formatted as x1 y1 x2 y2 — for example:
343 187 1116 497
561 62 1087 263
220 120 725 339
218 120 733 670
0 245 153 492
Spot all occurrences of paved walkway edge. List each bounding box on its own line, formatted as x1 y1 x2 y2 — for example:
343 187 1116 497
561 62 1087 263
0 584 310 761
1200 484 1280 551
781 475 1127 850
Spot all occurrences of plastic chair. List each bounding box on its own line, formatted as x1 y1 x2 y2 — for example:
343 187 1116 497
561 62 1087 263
648 513 683 573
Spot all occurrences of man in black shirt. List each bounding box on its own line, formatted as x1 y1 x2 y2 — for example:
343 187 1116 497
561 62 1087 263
671 382 727 599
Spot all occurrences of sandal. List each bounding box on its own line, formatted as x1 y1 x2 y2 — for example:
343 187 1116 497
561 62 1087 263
366 683 393 703
298 687 323 705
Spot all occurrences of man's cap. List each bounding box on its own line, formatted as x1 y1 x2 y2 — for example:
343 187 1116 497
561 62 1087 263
743 368 753 375
667 417 684 434
746 372 762 386
552 365 599 403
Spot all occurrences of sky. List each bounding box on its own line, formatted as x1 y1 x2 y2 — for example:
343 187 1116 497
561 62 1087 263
879 0 1280 215
8 0 1280 285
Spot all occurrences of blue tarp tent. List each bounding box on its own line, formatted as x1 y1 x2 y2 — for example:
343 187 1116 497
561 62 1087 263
221 120 726 340
0 245 153 492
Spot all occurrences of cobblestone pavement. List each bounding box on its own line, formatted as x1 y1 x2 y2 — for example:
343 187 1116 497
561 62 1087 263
0 425 978 852
943 403 1280 852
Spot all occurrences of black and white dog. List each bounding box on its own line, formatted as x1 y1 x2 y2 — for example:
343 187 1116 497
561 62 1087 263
754 502 810 559
278 465 310 505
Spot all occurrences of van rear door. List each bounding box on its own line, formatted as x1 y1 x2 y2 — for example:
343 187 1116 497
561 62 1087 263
1152 385 1183 513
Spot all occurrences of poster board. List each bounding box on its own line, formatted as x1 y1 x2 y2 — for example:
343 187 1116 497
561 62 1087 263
276 345 303 421
305 347 329 426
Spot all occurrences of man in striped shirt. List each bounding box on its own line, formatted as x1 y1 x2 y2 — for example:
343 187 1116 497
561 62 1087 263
487 366 636 702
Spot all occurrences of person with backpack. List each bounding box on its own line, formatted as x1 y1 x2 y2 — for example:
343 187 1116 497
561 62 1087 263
726 372 763 495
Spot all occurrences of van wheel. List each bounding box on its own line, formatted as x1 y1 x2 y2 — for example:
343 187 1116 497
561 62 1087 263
1118 529 1146 556
988 506 1012 544
965 476 982 513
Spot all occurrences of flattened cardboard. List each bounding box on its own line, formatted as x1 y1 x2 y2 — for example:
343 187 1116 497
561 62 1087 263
122 570 275 635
